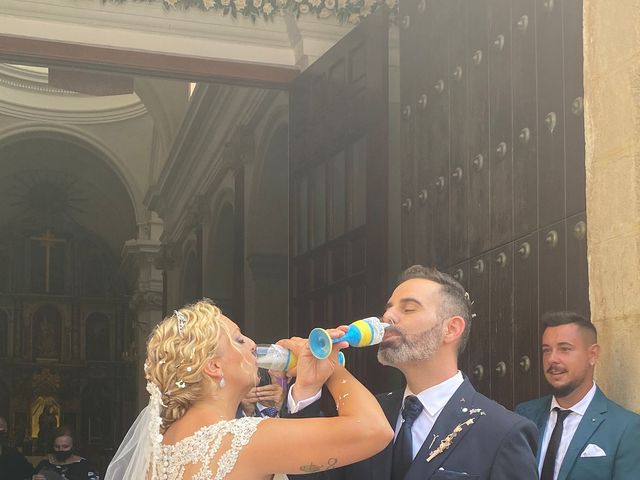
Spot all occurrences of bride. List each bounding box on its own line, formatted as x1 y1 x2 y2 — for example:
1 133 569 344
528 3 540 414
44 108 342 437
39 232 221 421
105 299 393 479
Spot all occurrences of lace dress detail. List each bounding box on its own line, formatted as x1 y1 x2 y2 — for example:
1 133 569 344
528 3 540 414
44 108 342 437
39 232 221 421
155 417 265 480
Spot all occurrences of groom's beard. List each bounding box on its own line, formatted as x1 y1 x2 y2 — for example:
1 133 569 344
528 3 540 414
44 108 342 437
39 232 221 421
377 321 444 366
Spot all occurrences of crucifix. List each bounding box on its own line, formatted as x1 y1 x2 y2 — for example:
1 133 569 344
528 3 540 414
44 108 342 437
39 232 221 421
30 230 66 293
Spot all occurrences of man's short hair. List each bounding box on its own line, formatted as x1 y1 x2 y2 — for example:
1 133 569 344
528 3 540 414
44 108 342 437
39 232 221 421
541 311 597 342
398 265 473 355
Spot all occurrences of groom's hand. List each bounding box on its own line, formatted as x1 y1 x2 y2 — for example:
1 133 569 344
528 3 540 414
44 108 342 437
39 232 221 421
278 328 349 403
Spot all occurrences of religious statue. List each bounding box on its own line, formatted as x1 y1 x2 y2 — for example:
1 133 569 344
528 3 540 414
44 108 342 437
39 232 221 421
33 306 61 359
38 405 58 454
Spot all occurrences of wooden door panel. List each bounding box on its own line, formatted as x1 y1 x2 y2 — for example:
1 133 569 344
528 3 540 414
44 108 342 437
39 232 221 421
411 1 439 267
514 233 539 405
489 0 513 249
512 0 538 238
399 0 420 267
449 0 470 265
563 0 586 217
538 220 566 315
466 0 491 257
449 261 471 373
490 244 514 408
536 0 565 228
399 0 586 406
468 254 492 397
290 10 388 389
420 2 451 267
330 287 347 323
566 214 590 317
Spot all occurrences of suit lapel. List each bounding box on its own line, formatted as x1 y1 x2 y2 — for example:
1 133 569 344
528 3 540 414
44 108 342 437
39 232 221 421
405 380 479 479
556 388 608 480
533 397 553 464
370 390 403 480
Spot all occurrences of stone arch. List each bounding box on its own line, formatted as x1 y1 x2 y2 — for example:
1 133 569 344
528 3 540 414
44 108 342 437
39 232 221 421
0 125 139 258
0 123 143 223
247 102 289 242
245 117 289 341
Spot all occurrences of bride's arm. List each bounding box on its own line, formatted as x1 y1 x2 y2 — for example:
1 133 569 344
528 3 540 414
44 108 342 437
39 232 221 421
238 338 394 476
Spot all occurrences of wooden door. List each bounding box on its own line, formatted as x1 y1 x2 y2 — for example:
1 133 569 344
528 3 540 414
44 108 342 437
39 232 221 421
289 9 390 392
400 0 588 408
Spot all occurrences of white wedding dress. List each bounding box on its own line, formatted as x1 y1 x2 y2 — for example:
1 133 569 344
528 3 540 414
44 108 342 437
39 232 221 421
154 416 264 480
156 417 290 480
106 384 289 480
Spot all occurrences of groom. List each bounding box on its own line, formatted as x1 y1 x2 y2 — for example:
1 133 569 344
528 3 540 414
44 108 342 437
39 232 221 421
288 265 538 479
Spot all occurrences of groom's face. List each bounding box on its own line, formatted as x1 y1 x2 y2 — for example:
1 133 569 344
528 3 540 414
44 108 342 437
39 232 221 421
378 278 445 366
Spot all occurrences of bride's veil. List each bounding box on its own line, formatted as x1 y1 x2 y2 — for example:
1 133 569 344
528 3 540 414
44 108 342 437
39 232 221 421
104 405 154 480
105 383 164 480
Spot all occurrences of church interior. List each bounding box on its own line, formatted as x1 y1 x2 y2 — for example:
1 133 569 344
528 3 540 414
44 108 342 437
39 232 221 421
1 0 639 475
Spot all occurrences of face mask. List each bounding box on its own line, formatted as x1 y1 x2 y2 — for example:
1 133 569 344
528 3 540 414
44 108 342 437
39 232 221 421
54 450 73 462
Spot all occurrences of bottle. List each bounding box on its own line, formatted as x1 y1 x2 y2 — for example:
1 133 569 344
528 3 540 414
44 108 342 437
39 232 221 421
255 344 297 371
256 344 346 371
309 316 390 359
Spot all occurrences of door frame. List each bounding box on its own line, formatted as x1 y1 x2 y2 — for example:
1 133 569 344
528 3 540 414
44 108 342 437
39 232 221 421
0 34 298 88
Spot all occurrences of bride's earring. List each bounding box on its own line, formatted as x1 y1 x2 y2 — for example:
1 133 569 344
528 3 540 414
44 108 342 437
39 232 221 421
219 375 225 388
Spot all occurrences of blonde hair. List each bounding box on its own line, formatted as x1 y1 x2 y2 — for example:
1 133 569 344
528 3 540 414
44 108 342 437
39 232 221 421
144 299 231 433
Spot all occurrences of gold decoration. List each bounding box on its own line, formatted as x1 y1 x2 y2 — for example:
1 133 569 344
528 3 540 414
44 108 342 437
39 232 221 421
426 418 476 463
32 368 61 396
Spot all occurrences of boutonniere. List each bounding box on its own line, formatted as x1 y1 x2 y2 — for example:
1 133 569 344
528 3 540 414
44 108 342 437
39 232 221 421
426 407 485 463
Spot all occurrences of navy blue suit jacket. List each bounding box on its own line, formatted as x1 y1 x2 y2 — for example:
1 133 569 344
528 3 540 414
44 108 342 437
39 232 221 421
290 378 539 480
515 387 640 480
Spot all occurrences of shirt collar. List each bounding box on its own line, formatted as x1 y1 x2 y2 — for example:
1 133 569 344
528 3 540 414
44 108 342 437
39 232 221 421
550 382 597 416
404 371 464 417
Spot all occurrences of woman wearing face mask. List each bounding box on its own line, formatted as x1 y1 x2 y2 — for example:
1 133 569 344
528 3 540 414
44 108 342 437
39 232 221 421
32 426 99 480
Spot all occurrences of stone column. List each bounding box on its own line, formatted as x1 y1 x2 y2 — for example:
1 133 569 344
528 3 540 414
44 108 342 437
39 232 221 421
584 0 640 411
122 235 164 410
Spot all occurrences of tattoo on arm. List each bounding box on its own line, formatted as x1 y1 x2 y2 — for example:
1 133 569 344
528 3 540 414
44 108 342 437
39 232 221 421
299 458 339 473
299 463 322 473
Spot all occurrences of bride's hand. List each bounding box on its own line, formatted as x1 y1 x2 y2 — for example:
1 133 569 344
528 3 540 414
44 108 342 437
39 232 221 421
277 327 348 401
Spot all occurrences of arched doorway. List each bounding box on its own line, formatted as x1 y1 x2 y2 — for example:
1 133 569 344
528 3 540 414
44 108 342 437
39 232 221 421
246 123 289 342
0 133 137 463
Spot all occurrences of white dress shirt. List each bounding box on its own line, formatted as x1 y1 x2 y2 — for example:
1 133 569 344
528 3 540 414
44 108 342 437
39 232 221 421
287 371 464 461
396 371 464 459
538 383 597 479
287 388 322 413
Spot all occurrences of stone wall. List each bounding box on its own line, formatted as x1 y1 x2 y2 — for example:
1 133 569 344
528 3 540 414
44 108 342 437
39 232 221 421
584 0 640 412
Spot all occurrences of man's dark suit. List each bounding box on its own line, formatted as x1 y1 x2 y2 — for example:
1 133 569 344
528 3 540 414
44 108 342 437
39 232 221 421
515 387 640 480
291 378 539 479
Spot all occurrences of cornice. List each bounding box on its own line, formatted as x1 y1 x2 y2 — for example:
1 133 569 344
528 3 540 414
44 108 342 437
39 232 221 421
0 98 148 124
0 0 353 68
0 65 148 124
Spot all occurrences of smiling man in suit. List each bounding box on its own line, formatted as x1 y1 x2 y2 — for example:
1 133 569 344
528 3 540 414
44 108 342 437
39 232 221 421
515 311 640 480
288 265 538 479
